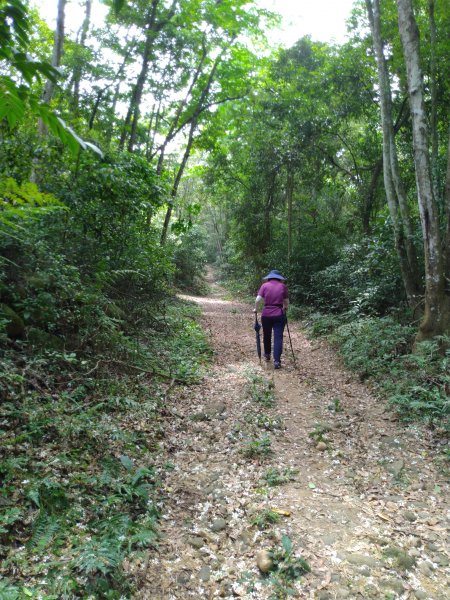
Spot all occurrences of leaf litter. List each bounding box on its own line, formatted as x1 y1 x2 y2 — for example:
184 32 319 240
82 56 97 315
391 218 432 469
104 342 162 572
129 270 449 599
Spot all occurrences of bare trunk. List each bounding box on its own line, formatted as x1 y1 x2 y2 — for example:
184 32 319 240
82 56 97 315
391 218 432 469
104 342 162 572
160 117 198 245
39 0 66 134
160 50 224 244
71 0 92 113
444 128 450 297
428 0 439 202
396 0 449 339
365 0 421 307
363 157 383 235
155 41 208 174
119 0 177 152
119 5 158 152
286 169 294 264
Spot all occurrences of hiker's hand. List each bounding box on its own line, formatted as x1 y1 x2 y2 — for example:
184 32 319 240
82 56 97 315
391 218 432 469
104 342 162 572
253 308 257 313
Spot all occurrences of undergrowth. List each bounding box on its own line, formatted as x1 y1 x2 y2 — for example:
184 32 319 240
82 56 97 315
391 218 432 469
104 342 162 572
305 312 449 430
0 298 210 598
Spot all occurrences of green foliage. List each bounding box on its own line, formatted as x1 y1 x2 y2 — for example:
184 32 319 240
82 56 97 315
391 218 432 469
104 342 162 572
328 316 415 379
308 423 331 443
251 508 281 529
0 177 65 231
267 535 311 599
0 295 210 595
306 313 449 427
262 467 297 487
246 412 283 432
242 434 273 459
172 225 208 292
247 372 275 407
309 235 409 315
0 1 101 155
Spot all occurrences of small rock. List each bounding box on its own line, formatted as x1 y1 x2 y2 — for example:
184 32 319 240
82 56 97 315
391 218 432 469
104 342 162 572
335 589 350 599
345 553 380 568
380 577 405 595
418 561 433 577
431 553 449 567
385 459 404 477
205 401 227 418
256 549 273 573
188 536 204 549
414 590 427 599
359 567 371 577
316 441 327 451
177 571 191 584
198 565 211 582
403 510 417 522
322 534 337 546
219 582 233 597
317 592 331 600
211 518 227 532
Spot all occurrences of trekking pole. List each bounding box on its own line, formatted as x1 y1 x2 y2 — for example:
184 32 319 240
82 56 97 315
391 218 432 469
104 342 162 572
284 311 297 368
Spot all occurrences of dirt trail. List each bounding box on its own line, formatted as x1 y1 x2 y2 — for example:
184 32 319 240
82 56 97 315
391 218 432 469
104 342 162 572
132 271 449 599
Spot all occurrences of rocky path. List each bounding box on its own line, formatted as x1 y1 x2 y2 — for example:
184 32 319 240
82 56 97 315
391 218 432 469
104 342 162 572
131 273 449 599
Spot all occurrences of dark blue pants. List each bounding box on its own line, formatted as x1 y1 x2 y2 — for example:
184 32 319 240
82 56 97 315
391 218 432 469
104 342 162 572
261 315 285 362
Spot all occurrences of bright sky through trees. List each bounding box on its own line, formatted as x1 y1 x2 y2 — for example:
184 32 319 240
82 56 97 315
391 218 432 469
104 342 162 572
256 0 355 44
34 0 356 46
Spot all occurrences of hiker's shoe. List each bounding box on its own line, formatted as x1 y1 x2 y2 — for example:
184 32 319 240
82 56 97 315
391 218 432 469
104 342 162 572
264 354 271 361
274 361 281 369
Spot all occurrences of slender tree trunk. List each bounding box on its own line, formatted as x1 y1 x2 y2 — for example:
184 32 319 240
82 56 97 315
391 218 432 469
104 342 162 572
160 49 225 243
365 0 421 307
119 5 158 151
38 0 66 135
71 0 92 114
286 169 294 264
363 157 383 235
155 41 208 174
88 89 104 130
119 0 177 152
445 127 450 287
160 117 198 245
428 0 439 202
396 0 449 339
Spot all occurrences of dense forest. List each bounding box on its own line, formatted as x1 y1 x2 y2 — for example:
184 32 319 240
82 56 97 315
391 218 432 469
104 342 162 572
0 0 449 597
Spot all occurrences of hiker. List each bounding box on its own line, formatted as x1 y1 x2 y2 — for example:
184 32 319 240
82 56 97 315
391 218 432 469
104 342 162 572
254 270 289 369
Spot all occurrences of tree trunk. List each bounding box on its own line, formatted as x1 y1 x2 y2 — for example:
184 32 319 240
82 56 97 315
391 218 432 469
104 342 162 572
39 0 66 134
396 0 449 339
119 1 160 152
428 0 439 202
159 49 224 244
286 169 294 264
363 157 383 235
71 0 92 114
155 40 208 174
365 0 421 308
160 117 198 245
443 126 450 314
119 0 177 152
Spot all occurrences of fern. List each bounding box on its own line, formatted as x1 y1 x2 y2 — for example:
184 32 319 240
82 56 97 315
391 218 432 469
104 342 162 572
0 177 66 230
0 580 21 600
74 538 124 576
27 513 61 551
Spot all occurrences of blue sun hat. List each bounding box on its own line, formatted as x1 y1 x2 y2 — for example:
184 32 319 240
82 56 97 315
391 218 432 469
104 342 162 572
263 269 286 281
